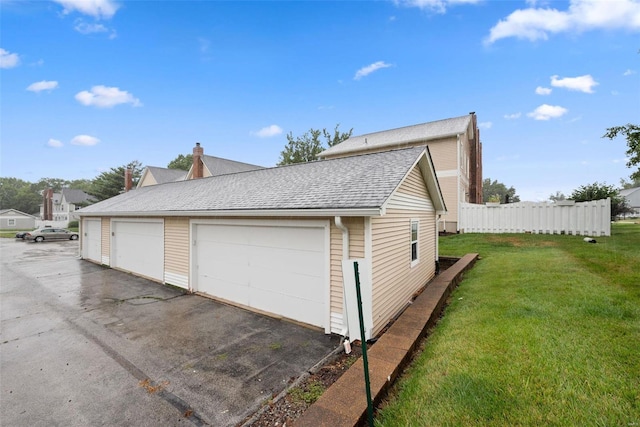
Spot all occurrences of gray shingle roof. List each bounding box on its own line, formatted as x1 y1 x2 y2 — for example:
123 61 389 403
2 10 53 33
619 187 639 197
146 166 188 184
202 155 264 176
319 114 472 158
79 147 427 215
61 188 94 204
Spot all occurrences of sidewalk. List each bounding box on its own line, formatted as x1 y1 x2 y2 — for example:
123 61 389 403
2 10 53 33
295 253 479 427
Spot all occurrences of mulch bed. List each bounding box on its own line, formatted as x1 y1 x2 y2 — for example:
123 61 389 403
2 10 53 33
244 345 363 426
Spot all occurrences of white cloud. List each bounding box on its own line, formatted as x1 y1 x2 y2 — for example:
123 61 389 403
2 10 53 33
27 80 59 93
354 61 392 80
504 112 522 119
53 0 119 19
75 85 142 108
623 69 636 76
478 121 493 129
47 139 63 148
0 48 20 69
198 37 211 54
535 86 552 95
253 125 283 138
485 0 640 44
75 21 107 34
71 135 100 146
550 74 598 93
394 0 481 14
527 104 568 120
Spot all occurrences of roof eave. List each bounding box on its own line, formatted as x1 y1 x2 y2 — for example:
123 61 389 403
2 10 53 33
77 207 384 218
319 131 463 159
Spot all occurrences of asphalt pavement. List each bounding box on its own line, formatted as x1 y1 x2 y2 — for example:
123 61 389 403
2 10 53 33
0 238 338 426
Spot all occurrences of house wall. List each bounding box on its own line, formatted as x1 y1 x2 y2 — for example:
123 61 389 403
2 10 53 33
0 212 35 229
370 167 437 336
329 216 365 334
138 173 158 188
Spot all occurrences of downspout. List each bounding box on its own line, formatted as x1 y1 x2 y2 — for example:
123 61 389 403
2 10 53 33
335 217 351 344
456 133 462 233
435 214 441 274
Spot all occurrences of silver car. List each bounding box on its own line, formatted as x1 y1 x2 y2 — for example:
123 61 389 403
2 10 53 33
24 228 79 242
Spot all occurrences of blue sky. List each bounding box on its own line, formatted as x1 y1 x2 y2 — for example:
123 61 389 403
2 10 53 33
1 0 638 201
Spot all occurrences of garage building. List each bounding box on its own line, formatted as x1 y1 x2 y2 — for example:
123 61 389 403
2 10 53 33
77 146 446 339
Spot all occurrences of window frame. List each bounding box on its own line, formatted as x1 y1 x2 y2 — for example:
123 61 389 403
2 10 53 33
7 219 16 226
410 219 419 267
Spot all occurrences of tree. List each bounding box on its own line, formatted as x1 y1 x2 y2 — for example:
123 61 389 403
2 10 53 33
619 177 640 190
278 124 353 165
0 177 41 214
603 124 640 181
482 178 520 204
549 191 567 203
569 181 632 219
167 154 193 171
87 161 144 202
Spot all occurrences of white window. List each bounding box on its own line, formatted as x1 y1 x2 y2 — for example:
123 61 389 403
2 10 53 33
411 220 419 266
8 219 16 226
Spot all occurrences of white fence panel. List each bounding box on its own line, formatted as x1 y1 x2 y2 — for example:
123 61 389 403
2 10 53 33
460 198 611 236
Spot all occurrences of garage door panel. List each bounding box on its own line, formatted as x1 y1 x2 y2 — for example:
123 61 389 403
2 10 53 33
82 219 101 263
194 223 326 328
112 220 163 282
249 288 323 326
248 226 323 252
247 246 322 275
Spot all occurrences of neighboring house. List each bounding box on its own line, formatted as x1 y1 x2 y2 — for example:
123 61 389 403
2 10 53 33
620 187 640 215
137 167 187 188
0 209 36 229
78 147 446 339
138 143 264 188
318 112 482 232
41 188 94 223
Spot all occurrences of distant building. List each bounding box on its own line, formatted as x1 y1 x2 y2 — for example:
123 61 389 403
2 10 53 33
41 188 94 223
620 187 640 215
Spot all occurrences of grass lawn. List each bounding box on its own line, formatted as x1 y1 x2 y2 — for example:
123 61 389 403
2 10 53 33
376 223 640 426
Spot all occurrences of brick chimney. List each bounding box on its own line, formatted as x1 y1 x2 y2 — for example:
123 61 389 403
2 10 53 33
42 190 48 220
124 168 133 192
468 112 483 204
43 188 53 221
192 142 204 179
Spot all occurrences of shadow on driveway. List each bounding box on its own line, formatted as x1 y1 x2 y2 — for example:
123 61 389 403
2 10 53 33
1 239 339 426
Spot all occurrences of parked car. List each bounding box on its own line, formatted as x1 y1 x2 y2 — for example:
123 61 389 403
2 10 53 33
15 231 29 239
24 228 79 242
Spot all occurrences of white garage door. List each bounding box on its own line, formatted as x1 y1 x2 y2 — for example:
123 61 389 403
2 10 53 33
111 220 164 282
193 221 328 329
82 219 102 263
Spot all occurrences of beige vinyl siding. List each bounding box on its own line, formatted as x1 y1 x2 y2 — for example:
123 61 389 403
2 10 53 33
329 217 365 333
138 173 158 188
370 168 437 336
101 218 110 264
424 138 458 171
437 175 458 228
399 166 429 199
164 217 190 288
371 209 436 336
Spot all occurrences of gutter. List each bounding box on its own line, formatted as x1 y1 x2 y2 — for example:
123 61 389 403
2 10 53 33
77 207 383 218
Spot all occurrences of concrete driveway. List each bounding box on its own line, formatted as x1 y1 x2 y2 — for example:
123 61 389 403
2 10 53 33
0 239 339 426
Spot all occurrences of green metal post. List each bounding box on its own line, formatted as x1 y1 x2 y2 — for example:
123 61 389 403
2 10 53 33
354 261 374 426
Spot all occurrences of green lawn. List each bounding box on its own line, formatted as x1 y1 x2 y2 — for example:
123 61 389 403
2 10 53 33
376 223 640 426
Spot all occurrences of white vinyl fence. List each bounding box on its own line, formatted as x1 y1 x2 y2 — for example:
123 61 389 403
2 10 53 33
459 198 611 236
